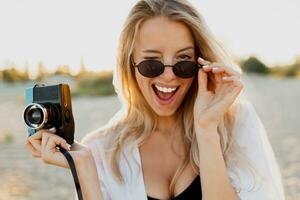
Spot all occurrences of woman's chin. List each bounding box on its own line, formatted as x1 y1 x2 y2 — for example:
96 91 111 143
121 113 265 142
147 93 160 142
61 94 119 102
152 107 177 117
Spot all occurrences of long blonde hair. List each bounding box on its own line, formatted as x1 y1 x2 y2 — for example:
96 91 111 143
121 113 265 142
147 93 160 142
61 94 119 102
82 0 260 197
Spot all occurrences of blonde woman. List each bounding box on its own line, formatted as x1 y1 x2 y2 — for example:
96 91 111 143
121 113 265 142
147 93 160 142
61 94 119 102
25 0 285 199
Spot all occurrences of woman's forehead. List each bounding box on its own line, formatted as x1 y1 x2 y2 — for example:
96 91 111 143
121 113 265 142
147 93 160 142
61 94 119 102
135 16 195 53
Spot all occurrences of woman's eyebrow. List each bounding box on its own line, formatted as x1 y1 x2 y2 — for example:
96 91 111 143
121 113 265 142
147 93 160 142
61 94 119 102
142 46 194 54
177 46 194 53
142 49 161 53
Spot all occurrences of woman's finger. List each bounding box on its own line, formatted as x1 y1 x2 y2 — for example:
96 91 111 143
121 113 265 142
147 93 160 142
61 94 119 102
222 75 242 85
41 135 70 168
198 57 212 66
223 83 243 106
40 128 56 151
41 132 51 152
27 131 43 152
221 77 243 99
197 68 208 93
214 69 233 93
211 64 240 77
202 62 240 78
45 135 70 152
29 130 43 140
25 138 41 157
214 75 242 102
215 71 224 83
215 78 227 96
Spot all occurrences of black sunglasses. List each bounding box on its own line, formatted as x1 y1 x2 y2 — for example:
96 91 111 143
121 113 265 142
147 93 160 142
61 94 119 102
133 59 202 78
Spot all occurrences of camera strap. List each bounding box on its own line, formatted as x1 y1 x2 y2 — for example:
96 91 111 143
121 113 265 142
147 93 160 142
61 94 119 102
58 145 84 200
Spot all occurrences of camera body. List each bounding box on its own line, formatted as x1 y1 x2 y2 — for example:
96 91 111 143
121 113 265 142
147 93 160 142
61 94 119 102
23 84 75 145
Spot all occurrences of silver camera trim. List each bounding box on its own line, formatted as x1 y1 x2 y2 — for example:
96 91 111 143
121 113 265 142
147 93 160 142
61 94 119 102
23 103 48 130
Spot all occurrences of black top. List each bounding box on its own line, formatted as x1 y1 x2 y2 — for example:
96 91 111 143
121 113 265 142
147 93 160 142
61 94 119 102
147 175 202 200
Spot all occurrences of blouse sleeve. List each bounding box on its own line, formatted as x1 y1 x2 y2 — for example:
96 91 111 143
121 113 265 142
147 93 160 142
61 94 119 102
229 100 285 200
74 139 111 200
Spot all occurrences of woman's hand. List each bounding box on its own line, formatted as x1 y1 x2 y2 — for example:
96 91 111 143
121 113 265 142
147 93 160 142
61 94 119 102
25 127 92 169
25 128 106 199
194 57 243 133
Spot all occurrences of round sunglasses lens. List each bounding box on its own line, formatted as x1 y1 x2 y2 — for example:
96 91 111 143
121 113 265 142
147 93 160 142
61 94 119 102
173 61 199 78
137 60 164 78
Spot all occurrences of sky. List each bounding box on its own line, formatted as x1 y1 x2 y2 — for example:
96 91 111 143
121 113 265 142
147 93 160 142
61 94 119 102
0 0 299 77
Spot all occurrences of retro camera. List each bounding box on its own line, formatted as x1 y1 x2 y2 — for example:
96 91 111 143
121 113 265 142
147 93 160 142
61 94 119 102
23 84 75 145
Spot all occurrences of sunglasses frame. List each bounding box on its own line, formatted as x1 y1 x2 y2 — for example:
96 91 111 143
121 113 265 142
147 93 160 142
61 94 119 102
132 59 203 78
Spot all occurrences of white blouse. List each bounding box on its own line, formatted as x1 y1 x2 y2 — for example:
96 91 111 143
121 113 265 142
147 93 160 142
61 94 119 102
77 100 285 200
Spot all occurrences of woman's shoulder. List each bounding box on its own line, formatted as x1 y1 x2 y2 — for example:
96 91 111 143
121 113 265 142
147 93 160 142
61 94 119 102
80 127 110 150
229 100 285 199
79 125 130 162
231 99 261 143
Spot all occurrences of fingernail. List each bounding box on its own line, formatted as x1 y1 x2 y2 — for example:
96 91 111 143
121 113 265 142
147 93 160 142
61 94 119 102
222 76 229 80
203 65 210 69
49 127 56 132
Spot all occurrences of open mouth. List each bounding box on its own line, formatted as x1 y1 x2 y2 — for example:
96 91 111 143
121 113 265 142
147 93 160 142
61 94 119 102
151 84 180 102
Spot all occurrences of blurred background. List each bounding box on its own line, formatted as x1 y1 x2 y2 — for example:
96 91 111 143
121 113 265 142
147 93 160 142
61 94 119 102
0 0 299 199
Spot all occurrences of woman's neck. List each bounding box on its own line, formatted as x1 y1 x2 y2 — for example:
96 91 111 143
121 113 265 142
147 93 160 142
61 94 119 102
154 113 183 136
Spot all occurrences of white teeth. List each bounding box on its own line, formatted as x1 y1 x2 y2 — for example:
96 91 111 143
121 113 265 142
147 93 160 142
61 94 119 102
154 84 177 93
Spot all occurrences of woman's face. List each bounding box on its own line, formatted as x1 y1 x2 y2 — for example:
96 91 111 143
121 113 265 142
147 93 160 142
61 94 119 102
132 16 196 117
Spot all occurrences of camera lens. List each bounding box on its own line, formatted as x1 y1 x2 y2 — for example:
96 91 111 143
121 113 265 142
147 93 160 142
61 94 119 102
23 103 49 129
24 103 61 130
27 108 43 124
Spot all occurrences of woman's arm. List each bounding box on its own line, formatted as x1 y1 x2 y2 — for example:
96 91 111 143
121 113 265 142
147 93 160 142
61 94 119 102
196 127 240 200
193 56 244 199
75 148 104 200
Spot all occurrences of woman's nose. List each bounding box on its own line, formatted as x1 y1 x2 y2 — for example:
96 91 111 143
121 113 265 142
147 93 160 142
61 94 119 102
159 57 176 78
160 64 176 79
